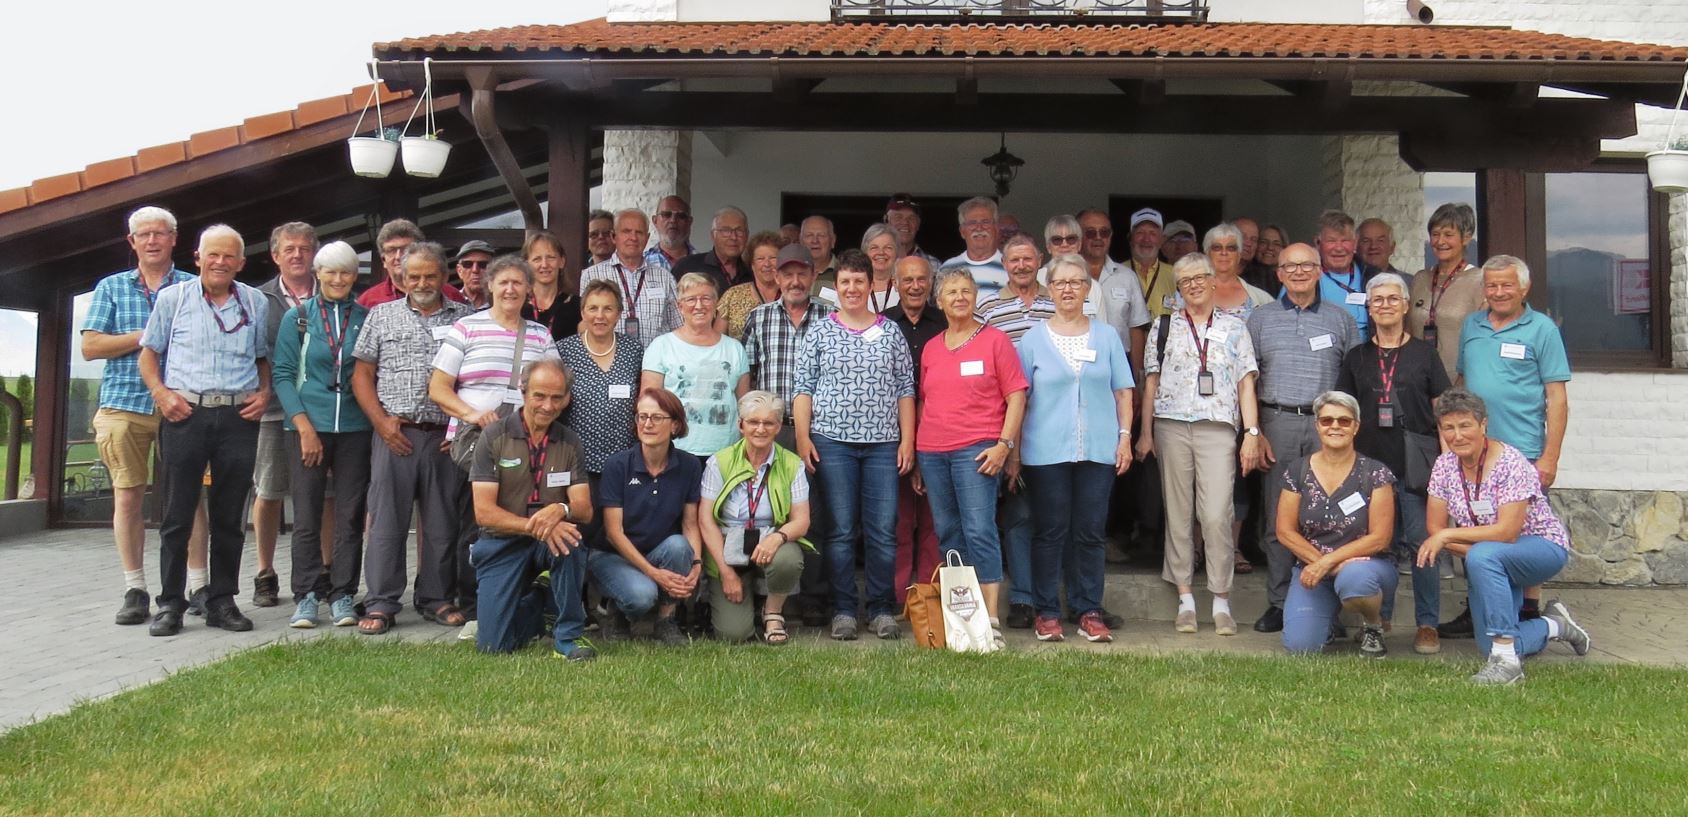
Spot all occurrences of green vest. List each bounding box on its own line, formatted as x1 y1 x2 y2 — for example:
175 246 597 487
706 439 814 578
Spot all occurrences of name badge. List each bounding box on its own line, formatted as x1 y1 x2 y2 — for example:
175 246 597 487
1345 292 1368 306
1500 342 1527 360
431 325 451 341
1470 499 1496 516
1205 328 1228 345
1082 302 1098 316
547 471 571 488
504 388 523 405
820 287 839 304
1309 333 1335 351
1161 294 1178 310
1074 348 1097 363
863 325 885 342
608 384 632 399
1337 492 1367 516
960 360 985 377
1110 288 1128 300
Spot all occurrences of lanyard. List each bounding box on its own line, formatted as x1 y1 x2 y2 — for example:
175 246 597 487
204 287 251 334
134 271 160 308
1375 344 1401 401
1426 265 1463 324
317 299 348 391
1324 267 1361 294
1459 444 1489 520
615 262 646 311
527 431 550 504
1138 262 1161 300
1183 309 1214 372
744 463 770 522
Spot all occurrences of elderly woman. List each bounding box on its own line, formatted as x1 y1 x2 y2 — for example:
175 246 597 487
524 230 581 340
272 241 371 629
1041 214 1083 264
1417 388 1588 684
558 279 642 481
794 249 916 641
1205 223 1273 319
1276 391 1399 656
1015 254 1134 643
1137 253 1263 636
719 231 784 339
1409 203 1483 378
861 222 902 312
641 272 751 459
591 388 705 646
699 391 814 644
1337 272 1451 654
917 267 1028 648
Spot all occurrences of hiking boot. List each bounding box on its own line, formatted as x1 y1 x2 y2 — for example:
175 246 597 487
652 616 689 647
289 593 320 629
1470 655 1525 685
1034 615 1064 642
116 588 150 626
1545 599 1590 656
251 569 280 608
1174 609 1198 634
1005 603 1035 630
869 613 901 640
601 606 633 643
830 614 860 641
1438 605 1475 639
1359 625 1387 659
1077 611 1114 643
555 639 598 662
1414 625 1441 655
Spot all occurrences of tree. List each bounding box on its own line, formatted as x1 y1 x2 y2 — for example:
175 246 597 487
15 374 33 424
0 375 7 437
68 380 94 439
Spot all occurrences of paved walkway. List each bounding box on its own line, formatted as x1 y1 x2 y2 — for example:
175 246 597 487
4 527 1686 732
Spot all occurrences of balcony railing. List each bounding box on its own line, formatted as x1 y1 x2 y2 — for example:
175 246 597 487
831 0 1210 23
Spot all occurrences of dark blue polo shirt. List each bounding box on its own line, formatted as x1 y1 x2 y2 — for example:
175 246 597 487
596 444 703 554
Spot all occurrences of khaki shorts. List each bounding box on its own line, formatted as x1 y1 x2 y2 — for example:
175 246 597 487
253 419 291 500
91 408 160 489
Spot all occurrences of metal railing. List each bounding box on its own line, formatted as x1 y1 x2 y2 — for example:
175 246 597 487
831 0 1209 22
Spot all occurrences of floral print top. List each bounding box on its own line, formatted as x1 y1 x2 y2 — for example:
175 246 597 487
1427 442 1569 549
1281 453 1397 557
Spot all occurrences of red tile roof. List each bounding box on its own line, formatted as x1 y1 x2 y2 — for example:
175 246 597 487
377 18 1688 62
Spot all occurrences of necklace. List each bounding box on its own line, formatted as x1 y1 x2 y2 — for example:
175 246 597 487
583 334 614 357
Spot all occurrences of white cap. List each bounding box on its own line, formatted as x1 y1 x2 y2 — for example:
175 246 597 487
1129 207 1163 230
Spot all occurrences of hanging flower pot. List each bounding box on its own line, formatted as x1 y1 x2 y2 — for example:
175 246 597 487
348 136 399 178
1648 64 1688 193
401 136 451 178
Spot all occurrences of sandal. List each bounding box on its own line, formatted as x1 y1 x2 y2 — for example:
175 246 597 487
357 611 394 635
422 603 467 627
762 613 790 646
1234 550 1255 574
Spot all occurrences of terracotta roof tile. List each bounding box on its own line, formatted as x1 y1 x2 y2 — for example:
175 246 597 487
0 187 30 216
135 142 188 174
242 110 297 141
295 94 351 127
188 125 242 159
82 157 137 188
29 172 84 204
376 18 1688 62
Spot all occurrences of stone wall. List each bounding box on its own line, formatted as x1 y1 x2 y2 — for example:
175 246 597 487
1550 489 1688 585
599 130 692 218
1319 133 1428 275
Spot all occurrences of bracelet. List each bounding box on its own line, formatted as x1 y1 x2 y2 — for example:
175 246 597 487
690 559 702 566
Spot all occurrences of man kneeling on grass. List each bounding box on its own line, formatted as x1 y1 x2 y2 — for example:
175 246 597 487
468 359 596 660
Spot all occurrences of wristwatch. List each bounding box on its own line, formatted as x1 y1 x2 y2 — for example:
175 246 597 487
998 437 1016 450
1245 426 1261 437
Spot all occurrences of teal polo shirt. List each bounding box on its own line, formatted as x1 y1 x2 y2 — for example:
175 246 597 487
1456 305 1570 459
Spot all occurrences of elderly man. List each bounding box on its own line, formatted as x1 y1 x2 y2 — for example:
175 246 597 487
1310 210 1371 334
138 224 272 637
997 213 1022 249
886 193 940 265
941 196 1009 301
357 219 464 308
673 206 752 294
1245 242 1360 633
1358 217 1406 281
1128 208 1180 318
466 358 596 658
801 215 840 301
454 240 494 309
250 222 327 608
1061 209 1152 372
587 209 616 266
1160 220 1199 265
350 243 475 634
643 195 696 273
1234 216 1276 292
82 206 206 625
580 209 682 347
884 255 944 602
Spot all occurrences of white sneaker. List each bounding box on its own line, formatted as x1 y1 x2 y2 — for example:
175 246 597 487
1470 655 1525 685
1545 599 1591 656
457 620 479 642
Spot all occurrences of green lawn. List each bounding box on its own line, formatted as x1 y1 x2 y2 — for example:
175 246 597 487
1 640 1681 816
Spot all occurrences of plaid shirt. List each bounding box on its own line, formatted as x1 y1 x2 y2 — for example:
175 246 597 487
580 257 681 347
741 299 835 402
642 242 693 274
82 267 196 413
352 297 472 424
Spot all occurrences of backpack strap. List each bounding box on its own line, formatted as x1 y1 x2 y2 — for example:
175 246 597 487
1154 313 1172 371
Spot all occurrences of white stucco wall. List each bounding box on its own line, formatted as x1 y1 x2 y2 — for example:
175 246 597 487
1558 372 1688 491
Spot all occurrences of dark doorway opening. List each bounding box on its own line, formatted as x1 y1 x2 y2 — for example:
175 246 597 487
781 193 973 261
1106 195 1225 260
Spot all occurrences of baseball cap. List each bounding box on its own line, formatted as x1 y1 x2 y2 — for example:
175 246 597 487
886 193 921 215
1129 208 1163 230
1163 220 1196 239
777 243 813 269
455 239 496 259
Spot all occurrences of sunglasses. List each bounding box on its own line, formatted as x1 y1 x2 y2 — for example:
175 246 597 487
588 230 615 239
656 210 692 220
1047 234 1080 245
1316 415 1356 429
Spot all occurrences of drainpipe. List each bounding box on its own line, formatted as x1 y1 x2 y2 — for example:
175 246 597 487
467 67 546 231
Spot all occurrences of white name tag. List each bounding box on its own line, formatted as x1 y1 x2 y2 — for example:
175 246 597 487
820 287 838 304
1500 342 1527 360
863 325 885 342
431 325 451 340
1345 292 1368 306
1205 328 1228 345
504 388 523 405
960 360 985 377
1161 294 1178 310
1309 333 1335 351
1074 348 1097 363
1110 288 1128 300
608 384 632 399
1337 492 1366 516
1470 499 1496 516
546 471 571 488
1082 302 1098 316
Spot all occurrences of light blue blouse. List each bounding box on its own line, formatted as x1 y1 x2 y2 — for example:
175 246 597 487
1016 321 1135 467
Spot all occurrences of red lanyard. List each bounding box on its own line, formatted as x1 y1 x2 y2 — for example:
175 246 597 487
1459 444 1488 519
1425 266 1461 324
134 272 159 308
317 298 348 390
1375 344 1401 401
527 431 550 504
744 464 770 522
615 263 646 309
1183 309 1214 372
204 287 251 334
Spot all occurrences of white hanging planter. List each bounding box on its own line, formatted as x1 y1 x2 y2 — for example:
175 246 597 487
348 136 398 178
1647 149 1688 194
399 58 449 178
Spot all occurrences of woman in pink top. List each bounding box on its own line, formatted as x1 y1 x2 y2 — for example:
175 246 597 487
916 267 1028 648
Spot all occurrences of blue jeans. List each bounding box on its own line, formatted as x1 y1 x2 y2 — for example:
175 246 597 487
1283 558 1398 654
1025 461 1114 618
1000 486 1034 607
919 442 1003 584
1467 536 1567 658
1380 489 1440 628
469 534 586 655
813 435 900 619
587 534 695 617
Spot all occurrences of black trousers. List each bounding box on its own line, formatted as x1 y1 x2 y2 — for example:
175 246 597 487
286 430 372 603
158 406 259 610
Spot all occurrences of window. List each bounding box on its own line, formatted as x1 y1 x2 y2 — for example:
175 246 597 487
1543 170 1662 361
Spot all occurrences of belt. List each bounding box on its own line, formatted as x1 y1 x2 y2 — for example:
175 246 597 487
1260 401 1315 415
401 420 450 432
172 389 255 408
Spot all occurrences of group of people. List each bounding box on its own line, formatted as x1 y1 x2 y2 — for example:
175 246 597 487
82 192 1586 681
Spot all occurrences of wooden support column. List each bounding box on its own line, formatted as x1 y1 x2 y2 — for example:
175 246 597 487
546 116 591 271
34 291 68 518
1476 168 1549 310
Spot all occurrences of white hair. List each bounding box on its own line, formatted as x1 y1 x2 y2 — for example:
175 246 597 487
198 223 244 255
1482 254 1531 288
1364 272 1410 299
313 241 360 275
128 206 176 234
711 205 748 231
956 196 998 222
737 390 786 422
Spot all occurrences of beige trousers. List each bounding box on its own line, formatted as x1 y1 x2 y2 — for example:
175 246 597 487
1155 419 1238 594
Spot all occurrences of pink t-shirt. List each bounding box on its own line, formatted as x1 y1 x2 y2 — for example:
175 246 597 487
917 324 1029 453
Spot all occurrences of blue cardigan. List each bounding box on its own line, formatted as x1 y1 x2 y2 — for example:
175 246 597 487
272 297 371 433
1016 321 1134 467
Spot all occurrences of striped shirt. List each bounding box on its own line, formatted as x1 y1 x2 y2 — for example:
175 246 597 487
82 267 196 413
430 311 560 435
975 290 1054 343
941 250 1010 302
579 257 681 347
140 278 271 394
352 297 473 425
1244 291 1359 408
741 299 835 403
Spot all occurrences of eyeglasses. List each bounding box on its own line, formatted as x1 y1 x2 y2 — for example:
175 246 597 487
1082 229 1113 239
1047 234 1079 245
1176 275 1212 288
743 418 780 430
131 230 174 242
1316 415 1357 429
588 230 615 239
381 244 411 258
458 260 488 270
657 210 692 220
713 226 748 236
1369 295 1404 306
635 413 671 425
1208 244 1240 253
1278 262 1320 273
962 219 995 229
1049 279 1087 290
679 295 716 306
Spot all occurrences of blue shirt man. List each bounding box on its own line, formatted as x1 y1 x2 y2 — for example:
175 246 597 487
1457 258 1571 473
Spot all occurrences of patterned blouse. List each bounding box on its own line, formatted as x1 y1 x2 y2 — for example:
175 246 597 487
793 313 916 444
558 332 642 473
1145 310 1258 428
1427 442 1570 549
1281 453 1396 558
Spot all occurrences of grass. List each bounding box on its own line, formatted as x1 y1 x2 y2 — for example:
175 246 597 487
1 639 1684 817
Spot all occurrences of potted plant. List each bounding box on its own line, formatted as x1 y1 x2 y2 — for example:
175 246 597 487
1647 137 1688 194
347 65 398 178
399 58 450 178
